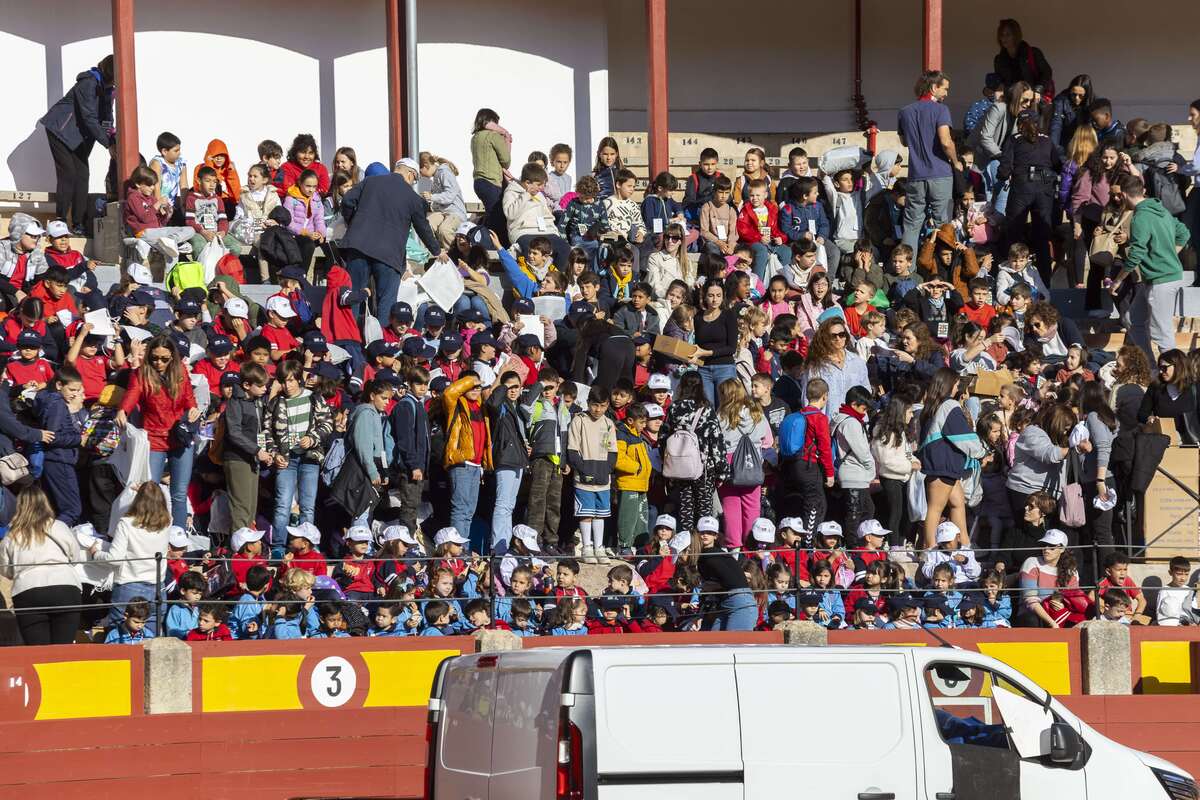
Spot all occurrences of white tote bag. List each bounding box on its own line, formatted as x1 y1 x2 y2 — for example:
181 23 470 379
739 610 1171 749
198 237 226 284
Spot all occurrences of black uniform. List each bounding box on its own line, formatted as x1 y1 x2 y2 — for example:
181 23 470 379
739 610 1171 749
998 133 1063 286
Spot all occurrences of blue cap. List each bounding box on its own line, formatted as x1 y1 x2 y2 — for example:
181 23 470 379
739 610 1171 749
633 334 653 347
16 329 41 348
129 289 154 307
511 297 535 315
889 594 921 612
313 362 343 381
364 161 389 178
470 333 498 355
279 265 308 283
853 597 879 613
366 339 398 360
175 298 201 317
515 333 541 352
167 332 191 358
923 594 950 613
402 337 435 360
598 594 625 611
796 590 821 608
390 302 414 324
219 371 241 388
429 376 450 393
457 308 485 325
302 332 328 353
376 369 404 387
424 307 446 328
439 332 463 353
207 335 234 355
956 596 982 614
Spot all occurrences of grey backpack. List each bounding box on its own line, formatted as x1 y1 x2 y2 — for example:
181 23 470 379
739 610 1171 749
730 431 765 487
662 410 704 480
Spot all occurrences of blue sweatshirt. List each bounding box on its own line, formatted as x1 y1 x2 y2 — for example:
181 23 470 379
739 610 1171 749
164 603 198 639
229 592 264 639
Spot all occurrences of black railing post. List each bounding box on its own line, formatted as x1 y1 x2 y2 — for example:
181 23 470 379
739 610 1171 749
154 552 164 634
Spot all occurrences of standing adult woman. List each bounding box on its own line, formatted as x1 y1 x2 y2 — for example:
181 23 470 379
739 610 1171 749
917 368 989 549
1072 142 1132 310
715 379 770 549
971 80 1034 214
268 360 333 556
116 335 199 529
802 317 870 418
661 372 727 535
1138 349 1200 445
89 482 171 633
696 518 756 631
691 282 740 406
1048 75 1094 158
470 108 512 242
993 19 1054 103
39 55 114 235
1078 382 1118 572
1006 402 1073 558
0 486 81 645
998 111 1062 287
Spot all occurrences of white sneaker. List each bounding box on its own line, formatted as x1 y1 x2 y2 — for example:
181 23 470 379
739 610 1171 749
156 237 179 261
603 546 616 558
177 240 193 256
582 545 598 565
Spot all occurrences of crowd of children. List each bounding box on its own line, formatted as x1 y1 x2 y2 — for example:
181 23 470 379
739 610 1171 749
2 48 1200 643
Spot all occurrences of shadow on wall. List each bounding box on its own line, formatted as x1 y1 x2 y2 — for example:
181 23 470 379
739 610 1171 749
1 0 607 192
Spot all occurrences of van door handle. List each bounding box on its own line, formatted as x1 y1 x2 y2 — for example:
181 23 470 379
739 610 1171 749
936 794 957 800
858 794 896 800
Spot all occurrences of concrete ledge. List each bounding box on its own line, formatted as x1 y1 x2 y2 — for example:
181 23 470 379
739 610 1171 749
775 620 828 646
143 637 193 713
474 629 522 652
1079 620 1132 695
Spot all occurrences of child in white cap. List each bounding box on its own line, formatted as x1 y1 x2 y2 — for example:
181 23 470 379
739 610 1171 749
921 521 981 586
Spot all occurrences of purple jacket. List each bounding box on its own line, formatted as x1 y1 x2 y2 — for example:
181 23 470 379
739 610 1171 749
284 191 327 237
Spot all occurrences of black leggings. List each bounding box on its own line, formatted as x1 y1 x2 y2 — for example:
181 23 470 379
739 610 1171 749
1006 182 1055 287
878 477 911 548
13 585 82 645
46 131 94 231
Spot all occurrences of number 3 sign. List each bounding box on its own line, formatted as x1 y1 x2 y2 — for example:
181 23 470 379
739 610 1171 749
310 656 357 708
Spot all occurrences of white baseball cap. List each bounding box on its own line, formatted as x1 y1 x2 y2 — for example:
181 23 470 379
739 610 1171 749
434 527 468 546
751 518 777 544
647 374 671 391
224 297 249 319
394 157 419 173
697 516 720 533
381 524 418 545
21 220 46 237
286 522 321 545
654 514 677 531
935 521 961 544
231 527 264 551
455 221 474 237
266 295 297 318
127 262 153 285
346 525 373 543
669 530 692 552
858 519 890 540
816 521 843 539
167 526 190 549
47 220 70 238
643 403 665 419
1039 529 1069 547
512 524 540 552
778 517 804 533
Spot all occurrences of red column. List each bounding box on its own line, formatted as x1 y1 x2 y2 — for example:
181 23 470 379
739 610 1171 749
645 0 669 178
111 0 139 184
923 0 943 71
386 0 409 163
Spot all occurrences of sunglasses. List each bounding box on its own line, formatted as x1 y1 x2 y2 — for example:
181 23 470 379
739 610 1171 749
830 331 848 339
149 354 172 363
666 235 683 241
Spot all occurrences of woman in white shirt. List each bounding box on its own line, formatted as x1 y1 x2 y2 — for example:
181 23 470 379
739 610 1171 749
0 486 82 645
89 482 172 634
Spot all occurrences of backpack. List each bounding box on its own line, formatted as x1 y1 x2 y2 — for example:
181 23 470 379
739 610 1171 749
779 408 821 459
208 416 227 466
166 260 207 293
1143 165 1187 217
730 431 765 486
216 252 245 284
662 410 704 480
82 404 122 458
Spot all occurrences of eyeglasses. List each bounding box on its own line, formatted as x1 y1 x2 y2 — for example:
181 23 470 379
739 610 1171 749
830 331 848 339
666 235 683 241
1158 364 1172 372
149 354 172 363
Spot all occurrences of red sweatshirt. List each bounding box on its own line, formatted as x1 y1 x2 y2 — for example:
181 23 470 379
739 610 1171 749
798 404 834 479
281 550 328 580
587 618 632 635
960 301 997 330
338 557 379 594
124 187 170 235
186 623 233 641
120 371 197 452
736 201 785 246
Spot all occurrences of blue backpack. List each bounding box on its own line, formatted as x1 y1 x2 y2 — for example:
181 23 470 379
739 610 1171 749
779 409 821 459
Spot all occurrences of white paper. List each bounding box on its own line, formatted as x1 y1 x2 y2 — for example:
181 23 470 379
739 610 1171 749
519 315 544 346
123 325 152 342
395 276 420 309
653 218 664 234
55 309 73 326
84 309 115 336
716 224 727 240
427 367 445 382
807 220 816 234
536 216 547 232
574 382 590 405
533 295 565 321
417 260 466 312
327 342 351 365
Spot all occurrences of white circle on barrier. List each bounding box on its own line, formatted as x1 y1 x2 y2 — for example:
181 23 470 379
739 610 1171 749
311 656 357 707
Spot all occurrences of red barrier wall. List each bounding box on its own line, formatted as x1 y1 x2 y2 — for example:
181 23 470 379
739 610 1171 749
1062 694 1200 778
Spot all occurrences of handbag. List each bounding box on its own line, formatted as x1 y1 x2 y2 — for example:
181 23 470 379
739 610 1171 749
1057 451 1087 528
906 469 928 520
0 452 30 487
198 237 226 284
329 447 381 519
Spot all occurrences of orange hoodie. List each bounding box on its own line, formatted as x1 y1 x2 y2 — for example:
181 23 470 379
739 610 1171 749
193 139 241 203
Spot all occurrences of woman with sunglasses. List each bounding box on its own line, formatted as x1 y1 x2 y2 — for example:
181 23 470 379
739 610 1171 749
971 80 1035 214
1138 349 1200 445
116 334 200 528
645 223 696 303
802 317 869 420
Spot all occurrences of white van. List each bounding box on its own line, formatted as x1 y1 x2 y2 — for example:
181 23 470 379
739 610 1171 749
424 645 1197 800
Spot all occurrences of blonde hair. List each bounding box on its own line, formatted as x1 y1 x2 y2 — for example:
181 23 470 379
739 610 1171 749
419 151 459 177
717 377 764 429
127 482 171 531
8 485 54 549
744 307 769 331
282 568 316 592
1067 125 1098 168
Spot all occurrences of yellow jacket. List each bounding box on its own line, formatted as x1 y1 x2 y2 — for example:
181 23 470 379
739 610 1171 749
614 422 652 492
443 376 493 470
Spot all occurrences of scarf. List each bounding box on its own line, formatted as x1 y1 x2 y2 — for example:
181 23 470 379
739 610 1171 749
612 269 633 299
287 184 312 213
838 404 866 423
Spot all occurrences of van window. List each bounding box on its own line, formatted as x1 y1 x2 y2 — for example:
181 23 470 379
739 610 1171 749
441 666 497 772
923 664 1013 750
492 669 557 773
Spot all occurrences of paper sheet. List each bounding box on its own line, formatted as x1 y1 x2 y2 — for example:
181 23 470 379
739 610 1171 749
417 260 466 312
533 295 565 321
123 325 152 342
519 315 544 346
84 309 115 336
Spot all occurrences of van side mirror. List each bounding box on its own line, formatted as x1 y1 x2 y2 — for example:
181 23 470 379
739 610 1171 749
1049 722 1082 764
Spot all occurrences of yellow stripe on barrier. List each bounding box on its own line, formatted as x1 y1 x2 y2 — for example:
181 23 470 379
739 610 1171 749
1140 641 1193 694
202 655 305 712
362 649 460 707
977 642 1071 695
34 660 132 719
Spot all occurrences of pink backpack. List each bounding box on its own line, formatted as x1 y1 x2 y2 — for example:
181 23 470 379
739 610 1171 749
662 410 704 480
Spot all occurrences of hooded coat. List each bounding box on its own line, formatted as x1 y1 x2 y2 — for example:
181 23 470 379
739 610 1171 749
193 139 241 205
917 223 980 299
39 68 113 151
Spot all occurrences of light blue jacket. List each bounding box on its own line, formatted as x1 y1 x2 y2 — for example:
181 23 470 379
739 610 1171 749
229 592 264 640
164 603 198 639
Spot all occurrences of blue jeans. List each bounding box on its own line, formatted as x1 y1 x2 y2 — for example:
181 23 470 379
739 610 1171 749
708 588 758 631
492 468 524 550
901 176 955 252
452 293 491 322
345 251 403 330
984 159 1010 215
450 464 483 544
698 363 738 407
748 242 790 282
148 445 194 529
272 457 319 547
108 581 163 634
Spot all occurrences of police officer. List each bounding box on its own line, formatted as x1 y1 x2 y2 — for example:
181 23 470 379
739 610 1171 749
998 110 1063 286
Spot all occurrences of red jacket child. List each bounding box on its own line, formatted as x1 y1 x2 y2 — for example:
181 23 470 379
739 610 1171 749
960 301 997 330
336 556 379 594
587 616 632 635
1043 588 1091 627
736 200 785 246
281 549 328 580
186 623 233 641
798 405 834 480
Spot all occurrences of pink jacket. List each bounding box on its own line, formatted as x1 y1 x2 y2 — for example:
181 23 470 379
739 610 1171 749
284 188 327 237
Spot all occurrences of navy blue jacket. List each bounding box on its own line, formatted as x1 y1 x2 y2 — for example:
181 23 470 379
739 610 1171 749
40 69 113 151
779 201 830 243
594 165 619 199
34 389 81 465
340 173 441 272
390 393 430 473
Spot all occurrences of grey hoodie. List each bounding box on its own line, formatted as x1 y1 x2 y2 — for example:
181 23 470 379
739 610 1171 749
832 410 876 489
1006 425 1067 495
0 213 49 288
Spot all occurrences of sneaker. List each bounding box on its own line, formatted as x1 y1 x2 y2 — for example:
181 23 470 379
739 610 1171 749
156 236 179 261
603 546 616 558
177 240 193 255
582 545 598 565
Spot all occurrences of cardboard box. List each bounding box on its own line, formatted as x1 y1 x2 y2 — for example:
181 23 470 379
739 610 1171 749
1143 445 1200 560
1085 332 1125 350
973 368 1019 397
653 335 701 361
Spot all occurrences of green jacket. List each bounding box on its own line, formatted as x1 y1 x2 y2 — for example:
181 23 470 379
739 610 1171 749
1126 198 1189 285
470 130 511 186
